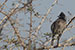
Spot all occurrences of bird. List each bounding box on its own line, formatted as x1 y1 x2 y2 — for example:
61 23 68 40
51 12 67 46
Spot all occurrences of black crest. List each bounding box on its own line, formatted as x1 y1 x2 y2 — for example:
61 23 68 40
58 12 66 21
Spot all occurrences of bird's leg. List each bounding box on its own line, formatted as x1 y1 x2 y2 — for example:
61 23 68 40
51 34 55 46
57 34 62 46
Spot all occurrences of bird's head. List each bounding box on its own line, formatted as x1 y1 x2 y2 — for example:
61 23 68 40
58 12 66 21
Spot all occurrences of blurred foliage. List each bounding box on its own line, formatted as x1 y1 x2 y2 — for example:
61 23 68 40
44 32 52 37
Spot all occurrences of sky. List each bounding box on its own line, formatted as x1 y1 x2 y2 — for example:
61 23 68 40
0 0 75 50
